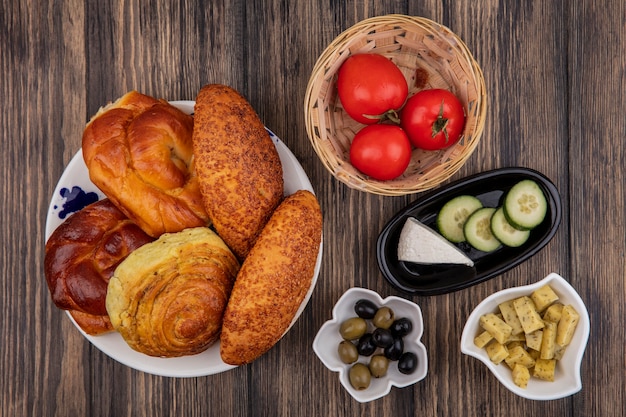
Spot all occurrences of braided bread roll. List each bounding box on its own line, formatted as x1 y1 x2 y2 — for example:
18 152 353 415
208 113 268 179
192 84 284 260
106 227 240 357
82 91 209 238
220 190 322 365
44 199 154 335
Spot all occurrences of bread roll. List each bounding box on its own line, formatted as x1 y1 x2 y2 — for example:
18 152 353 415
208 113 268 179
82 91 209 237
69 310 115 335
192 84 284 260
220 190 322 365
106 227 239 357
44 199 154 335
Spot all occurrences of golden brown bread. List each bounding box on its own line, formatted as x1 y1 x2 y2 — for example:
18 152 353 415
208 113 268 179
106 227 240 357
69 310 114 335
192 84 284 260
220 190 322 365
82 91 209 238
44 199 154 335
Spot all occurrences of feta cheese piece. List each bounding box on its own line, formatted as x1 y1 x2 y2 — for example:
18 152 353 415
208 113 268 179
397 217 474 266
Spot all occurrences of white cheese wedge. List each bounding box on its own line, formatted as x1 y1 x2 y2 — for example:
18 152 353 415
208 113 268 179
397 217 474 266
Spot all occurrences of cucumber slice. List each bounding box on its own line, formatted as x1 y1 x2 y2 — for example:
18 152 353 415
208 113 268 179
463 207 501 252
491 207 531 247
436 195 483 243
503 180 548 230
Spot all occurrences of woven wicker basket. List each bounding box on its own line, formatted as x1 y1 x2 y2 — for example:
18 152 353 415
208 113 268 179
304 15 487 196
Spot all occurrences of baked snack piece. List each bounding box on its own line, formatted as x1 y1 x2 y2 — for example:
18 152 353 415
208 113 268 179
192 84 284 260
44 199 154 335
68 311 115 335
106 227 240 357
82 91 209 238
220 190 322 365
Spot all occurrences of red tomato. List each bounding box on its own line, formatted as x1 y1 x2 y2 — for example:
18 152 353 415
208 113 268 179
349 124 412 181
400 89 466 150
337 54 408 125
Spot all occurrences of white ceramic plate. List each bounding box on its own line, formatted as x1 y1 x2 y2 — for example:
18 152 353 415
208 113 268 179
460 272 590 400
45 101 323 377
313 288 428 403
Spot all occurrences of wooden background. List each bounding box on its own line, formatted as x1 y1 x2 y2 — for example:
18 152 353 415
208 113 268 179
1 0 624 416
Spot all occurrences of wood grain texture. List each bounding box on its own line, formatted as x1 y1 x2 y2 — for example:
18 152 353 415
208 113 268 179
567 2 626 416
1 0 624 416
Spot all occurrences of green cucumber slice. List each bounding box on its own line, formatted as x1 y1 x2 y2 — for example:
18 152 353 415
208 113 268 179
436 195 483 243
503 180 548 230
491 207 531 247
463 207 501 252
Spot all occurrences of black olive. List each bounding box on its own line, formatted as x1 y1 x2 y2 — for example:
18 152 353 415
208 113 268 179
356 333 377 356
390 317 413 337
354 299 378 319
384 336 404 361
398 352 418 374
372 327 394 348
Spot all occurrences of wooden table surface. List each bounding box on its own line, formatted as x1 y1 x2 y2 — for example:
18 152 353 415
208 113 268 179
2 1 624 416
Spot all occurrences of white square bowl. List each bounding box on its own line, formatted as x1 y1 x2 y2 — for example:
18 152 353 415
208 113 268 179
460 272 590 400
313 287 428 403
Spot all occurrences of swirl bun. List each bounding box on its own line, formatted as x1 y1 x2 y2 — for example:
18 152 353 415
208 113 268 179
106 227 240 357
82 91 209 237
44 199 155 335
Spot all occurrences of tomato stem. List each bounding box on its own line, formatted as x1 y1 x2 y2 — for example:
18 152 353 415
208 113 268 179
432 100 450 143
385 109 401 124
362 109 401 125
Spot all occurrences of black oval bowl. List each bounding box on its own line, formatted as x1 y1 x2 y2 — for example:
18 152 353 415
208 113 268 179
376 167 562 296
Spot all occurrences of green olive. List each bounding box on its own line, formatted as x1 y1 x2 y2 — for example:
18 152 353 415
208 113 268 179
337 340 359 364
349 363 371 390
368 354 389 378
339 317 367 340
372 307 395 329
